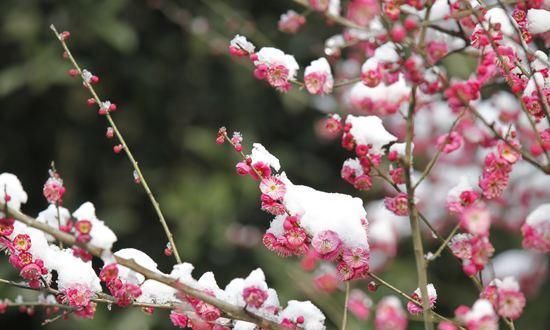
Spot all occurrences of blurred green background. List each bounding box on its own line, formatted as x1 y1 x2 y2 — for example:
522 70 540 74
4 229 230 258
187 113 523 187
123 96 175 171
0 0 547 329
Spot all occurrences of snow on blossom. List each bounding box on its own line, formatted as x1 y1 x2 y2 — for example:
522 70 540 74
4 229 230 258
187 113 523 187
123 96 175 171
73 202 117 250
374 42 399 63
139 263 325 328
0 173 28 213
345 115 397 154
406 284 437 315
389 143 412 158
279 175 369 251
43 173 66 204
482 277 526 320
250 143 281 172
445 176 479 213
279 300 325 330
223 268 277 311
521 204 550 253
304 58 334 95
50 248 102 292
348 78 409 115
527 9 550 34
484 8 515 36
253 47 299 91
112 248 160 285
374 295 407 330
482 249 548 297
9 221 101 292
229 35 255 56
460 299 498 330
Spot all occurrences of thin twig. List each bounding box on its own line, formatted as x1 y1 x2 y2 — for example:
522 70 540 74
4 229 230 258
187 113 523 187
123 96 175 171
367 273 464 329
427 224 460 263
414 111 465 189
341 282 350 330
49 24 182 263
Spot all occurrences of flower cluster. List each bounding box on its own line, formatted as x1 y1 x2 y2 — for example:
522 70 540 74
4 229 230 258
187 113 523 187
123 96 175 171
219 130 371 281
481 277 526 321
406 284 437 315
42 169 66 205
450 233 495 277
520 203 550 253
479 141 521 200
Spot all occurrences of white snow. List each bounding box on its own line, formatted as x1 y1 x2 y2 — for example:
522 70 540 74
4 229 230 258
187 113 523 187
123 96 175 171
113 248 159 285
36 204 71 241
280 300 326 330
254 47 299 80
0 173 28 212
527 9 550 34
348 79 410 109
346 115 398 154
526 204 550 226
413 283 437 299
465 299 496 322
250 143 281 172
389 142 412 157
73 202 117 250
374 43 399 62
230 35 255 54
281 175 369 249
446 176 475 204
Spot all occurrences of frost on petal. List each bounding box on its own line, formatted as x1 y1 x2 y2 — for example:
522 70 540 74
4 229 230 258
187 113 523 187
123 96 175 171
113 248 159 285
347 79 410 115
8 224 104 293
250 143 281 172
484 8 515 35
389 142 412 158
280 300 326 330
374 43 399 63
464 299 498 326
0 173 28 212
255 47 299 81
527 9 550 34
229 35 255 55
281 174 369 250
345 115 397 154
413 283 437 300
73 202 117 250
304 57 334 95
521 204 550 252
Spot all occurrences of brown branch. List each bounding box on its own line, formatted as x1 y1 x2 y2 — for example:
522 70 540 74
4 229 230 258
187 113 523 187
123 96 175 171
49 24 182 264
1 202 284 329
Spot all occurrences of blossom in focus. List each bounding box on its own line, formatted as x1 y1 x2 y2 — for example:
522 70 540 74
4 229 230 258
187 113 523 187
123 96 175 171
406 284 437 315
304 58 334 95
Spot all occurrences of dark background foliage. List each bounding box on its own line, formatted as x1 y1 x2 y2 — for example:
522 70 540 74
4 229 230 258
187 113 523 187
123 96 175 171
0 0 547 329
